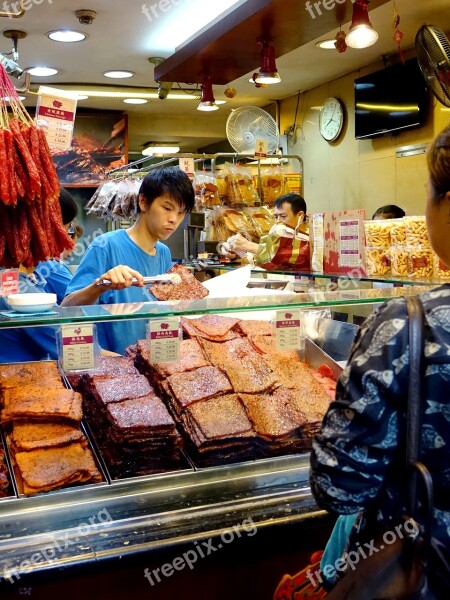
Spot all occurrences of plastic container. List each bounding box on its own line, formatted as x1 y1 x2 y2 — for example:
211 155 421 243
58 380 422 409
407 246 433 278
390 246 409 277
365 247 391 277
405 215 430 247
433 253 450 279
364 219 392 248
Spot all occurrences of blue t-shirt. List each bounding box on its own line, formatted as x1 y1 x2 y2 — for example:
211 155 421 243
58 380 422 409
0 271 59 363
35 259 73 304
65 229 172 355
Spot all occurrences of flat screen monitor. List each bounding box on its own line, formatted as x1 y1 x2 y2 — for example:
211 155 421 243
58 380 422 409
354 58 429 139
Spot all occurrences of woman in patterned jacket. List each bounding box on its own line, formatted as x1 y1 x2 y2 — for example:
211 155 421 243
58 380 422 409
309 125 450 589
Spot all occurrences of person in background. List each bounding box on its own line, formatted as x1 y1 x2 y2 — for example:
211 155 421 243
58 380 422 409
0 189 78 363
227 193 308 256
372 204 405 219
61 167 195 355
309 125 450 593
35 189 81 304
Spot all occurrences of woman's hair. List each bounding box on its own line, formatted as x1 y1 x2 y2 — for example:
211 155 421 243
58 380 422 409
428 125 450 201
372 204 405 219
59 188 78 225
138 167 195 213
73 223 84 239
275 193 307 215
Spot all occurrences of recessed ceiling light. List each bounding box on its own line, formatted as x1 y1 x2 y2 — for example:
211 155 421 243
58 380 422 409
48 30 87 43
27 67 59 76
103 70 134 79
123 98 148 104
315 39 336 49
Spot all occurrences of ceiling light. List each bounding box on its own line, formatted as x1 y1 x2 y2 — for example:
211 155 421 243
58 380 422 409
48 30 87 43
123 98 148 104
142 145 180 156
103 70 134 79
215 100 226 105
345 0 379 49
254 39 281 84
65 88 198 100
316 39 336 50
77 95 89 100
197 79 218 111
27 67 58 76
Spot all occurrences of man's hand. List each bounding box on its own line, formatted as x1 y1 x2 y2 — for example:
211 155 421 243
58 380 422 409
95 265 144 290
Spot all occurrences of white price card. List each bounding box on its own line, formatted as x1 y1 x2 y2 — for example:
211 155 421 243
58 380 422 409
1 269 19 296
148 317 180 363
274 309 303 351
179 157 195 178
60 324 95 371
35 86 78 151
254 138 268 158
339 219 360 268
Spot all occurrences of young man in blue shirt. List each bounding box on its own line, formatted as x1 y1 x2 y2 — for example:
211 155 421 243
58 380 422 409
61 167 195 355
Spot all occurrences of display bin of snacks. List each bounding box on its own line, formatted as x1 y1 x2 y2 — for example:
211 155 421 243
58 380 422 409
364 219 392 248
366 247 391 277
433 253 450 279
405 215 430 247
389 218 407 246
407 246 434 278
390 246 409 277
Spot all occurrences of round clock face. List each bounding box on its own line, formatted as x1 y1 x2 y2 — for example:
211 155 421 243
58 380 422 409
319 97 344 141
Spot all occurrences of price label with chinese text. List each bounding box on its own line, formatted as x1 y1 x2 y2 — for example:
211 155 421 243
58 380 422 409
179 157 195 178
254 139 268 158
60 324 95 371
36 86 78 150
274 309 303 350
148 317 180 363
1 270 19 296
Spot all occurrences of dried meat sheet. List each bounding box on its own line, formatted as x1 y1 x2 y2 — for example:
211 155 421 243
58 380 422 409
199 337 279 394
167 366 233 407
181 315 242 341
185 394 254 440
149 264 208 301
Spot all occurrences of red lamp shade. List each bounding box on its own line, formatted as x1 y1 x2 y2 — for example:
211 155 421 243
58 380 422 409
197 79 218 111
254 40 281 84
346 0 378 49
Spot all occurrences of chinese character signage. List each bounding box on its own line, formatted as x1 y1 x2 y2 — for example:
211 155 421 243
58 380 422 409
0 269 19 296
148 318 180 363
179 158 195 178
274 309 303 351
60 324 95 371
254 139 268 158
36 86 78 151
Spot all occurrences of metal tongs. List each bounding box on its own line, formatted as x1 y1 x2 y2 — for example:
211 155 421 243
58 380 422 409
96 273 182 286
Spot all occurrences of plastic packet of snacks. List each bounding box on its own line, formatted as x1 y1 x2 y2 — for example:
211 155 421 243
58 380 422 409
366 247 391 276
405 215 430 247
194 172 221 210
364 219 392 248
390 246 409 277
223 163 260 206
388 218 406 246
407 246 433 278
260 165 290 205
433 253 450 279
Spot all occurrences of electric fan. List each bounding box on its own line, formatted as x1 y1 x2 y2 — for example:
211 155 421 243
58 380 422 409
415 24 450 108
226 106 280 154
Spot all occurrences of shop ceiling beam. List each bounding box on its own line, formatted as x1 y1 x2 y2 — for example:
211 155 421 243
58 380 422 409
154 0 391 85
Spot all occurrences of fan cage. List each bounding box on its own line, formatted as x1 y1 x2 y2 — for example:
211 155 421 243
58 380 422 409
226 107 280 154
415 25 450 108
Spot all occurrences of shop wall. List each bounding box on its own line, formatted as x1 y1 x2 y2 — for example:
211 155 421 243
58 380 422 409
279 62 450 218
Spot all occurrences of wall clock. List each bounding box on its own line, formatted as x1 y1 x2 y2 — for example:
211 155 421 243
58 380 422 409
319 97 345 142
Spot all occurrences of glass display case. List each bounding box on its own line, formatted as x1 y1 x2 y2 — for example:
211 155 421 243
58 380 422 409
0 280 432 582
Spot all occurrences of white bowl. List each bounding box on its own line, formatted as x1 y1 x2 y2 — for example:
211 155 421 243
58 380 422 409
6 293 57 314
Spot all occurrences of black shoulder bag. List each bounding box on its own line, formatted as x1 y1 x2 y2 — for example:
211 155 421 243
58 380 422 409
326 295 450 600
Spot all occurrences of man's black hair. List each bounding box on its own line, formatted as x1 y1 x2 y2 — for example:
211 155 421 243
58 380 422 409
59 188 78 225
274 193 307 215
372 204 405 219
138 167 195 213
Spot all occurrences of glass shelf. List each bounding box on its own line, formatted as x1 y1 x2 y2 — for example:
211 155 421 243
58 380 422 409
0 284 433 329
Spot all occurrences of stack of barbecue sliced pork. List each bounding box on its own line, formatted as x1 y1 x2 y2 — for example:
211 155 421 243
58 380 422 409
133 315 334 466
76 357 183 478
0 361 101 495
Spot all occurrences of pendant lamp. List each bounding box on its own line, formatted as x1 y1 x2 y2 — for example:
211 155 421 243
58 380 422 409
345 0 378 49
254 39 281 84
197 78 218 111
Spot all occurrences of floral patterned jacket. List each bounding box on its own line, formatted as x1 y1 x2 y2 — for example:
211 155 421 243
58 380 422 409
310 285 450 547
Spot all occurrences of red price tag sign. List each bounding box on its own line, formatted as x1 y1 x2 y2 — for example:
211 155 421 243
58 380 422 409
179 158 195 178
1 270 19 296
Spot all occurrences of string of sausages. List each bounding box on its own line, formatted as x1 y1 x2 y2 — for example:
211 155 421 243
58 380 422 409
0 63 73 268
